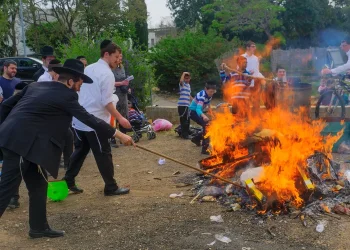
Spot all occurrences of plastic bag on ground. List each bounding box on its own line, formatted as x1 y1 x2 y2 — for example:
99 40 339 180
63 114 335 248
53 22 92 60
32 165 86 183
152 119 173 132
214 234 232 243
210 215 224 223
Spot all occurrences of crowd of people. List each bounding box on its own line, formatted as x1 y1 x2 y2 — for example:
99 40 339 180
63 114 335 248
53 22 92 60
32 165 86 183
1 36 350 240
0 40 137 238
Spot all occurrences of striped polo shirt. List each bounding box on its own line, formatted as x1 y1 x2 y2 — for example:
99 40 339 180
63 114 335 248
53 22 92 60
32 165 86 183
189 90 212 116
220 70 252 99
177 82 191 106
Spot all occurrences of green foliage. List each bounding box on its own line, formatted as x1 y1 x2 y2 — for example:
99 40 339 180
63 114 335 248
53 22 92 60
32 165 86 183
167 0 213 30
282 0 337 48
26 22 69 55
125 0 148 50
202 0 285 40
57 34 156 109
148 29 234 92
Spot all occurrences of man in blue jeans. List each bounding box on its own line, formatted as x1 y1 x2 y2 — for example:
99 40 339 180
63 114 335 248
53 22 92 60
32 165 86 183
189 81 217 155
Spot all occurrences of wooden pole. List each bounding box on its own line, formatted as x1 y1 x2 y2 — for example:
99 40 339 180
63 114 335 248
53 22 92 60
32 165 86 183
135 144 245 189
223 64 275 82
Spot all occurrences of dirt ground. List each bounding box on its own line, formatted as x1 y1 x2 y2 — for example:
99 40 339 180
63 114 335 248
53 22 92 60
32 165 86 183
1 131 350 250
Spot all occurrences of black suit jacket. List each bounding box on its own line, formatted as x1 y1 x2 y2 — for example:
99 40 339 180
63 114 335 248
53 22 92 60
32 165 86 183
0 81 116 178
32 67 45 81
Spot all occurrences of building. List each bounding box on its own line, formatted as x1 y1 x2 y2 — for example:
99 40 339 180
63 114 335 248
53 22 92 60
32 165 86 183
148 27 177 48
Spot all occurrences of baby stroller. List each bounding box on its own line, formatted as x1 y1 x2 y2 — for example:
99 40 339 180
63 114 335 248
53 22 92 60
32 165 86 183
128 94 156 143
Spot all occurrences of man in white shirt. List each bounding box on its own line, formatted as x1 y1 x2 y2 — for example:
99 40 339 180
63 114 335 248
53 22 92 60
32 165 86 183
322 36 350 76
37 59 62 82
242 41 264 114
64 40 132 196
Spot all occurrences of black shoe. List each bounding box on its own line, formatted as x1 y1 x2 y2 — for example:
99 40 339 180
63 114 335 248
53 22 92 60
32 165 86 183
8 198 20 209
69 186 84 194
201 149 210 155
29 228 65 239
104 187 130 196
191 137 201 147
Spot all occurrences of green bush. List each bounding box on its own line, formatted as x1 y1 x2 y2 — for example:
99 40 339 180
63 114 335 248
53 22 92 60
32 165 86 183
57 34 156 109
148 29 234 93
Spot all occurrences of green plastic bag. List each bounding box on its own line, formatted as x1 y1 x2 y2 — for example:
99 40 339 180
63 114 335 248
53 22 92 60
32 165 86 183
47 180 69 202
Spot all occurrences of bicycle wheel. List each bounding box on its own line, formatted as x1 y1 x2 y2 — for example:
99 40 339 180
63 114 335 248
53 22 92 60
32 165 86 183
315 90 345 121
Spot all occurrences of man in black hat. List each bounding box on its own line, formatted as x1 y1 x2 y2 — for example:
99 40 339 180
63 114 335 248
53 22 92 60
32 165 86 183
32 45 56 82
0 59 133 238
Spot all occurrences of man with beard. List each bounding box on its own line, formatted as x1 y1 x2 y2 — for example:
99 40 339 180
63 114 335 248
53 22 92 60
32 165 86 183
64 40 132 196
0 60 20 102
32 46 56 81
0 59 133 238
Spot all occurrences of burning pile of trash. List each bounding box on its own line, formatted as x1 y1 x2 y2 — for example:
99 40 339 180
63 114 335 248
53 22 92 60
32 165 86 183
191 91 350 219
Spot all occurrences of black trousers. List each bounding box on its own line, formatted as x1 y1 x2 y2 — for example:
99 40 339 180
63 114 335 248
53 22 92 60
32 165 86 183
178 106 190 138
62 128 74 168
189 111 209 151
64 129 118 193
0 148 48 230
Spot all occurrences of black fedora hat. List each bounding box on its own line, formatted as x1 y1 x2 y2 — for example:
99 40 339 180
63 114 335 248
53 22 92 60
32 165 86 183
52 59 93 83
40 45 54 57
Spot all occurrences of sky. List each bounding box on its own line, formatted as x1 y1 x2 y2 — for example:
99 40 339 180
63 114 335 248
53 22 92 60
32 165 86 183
145 0 172 28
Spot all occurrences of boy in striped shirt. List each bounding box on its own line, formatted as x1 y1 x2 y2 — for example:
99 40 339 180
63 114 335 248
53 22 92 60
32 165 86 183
189 81 217 155
220 56 252 117
177 72 192 139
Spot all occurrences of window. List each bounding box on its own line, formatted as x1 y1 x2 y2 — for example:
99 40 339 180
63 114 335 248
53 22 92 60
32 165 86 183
18 58 35 67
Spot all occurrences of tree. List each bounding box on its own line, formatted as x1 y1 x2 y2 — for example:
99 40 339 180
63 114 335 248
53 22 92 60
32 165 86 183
26 21 69 53
148 29 234 92
125 0 148 49
2 0 20 56
167 0 213 30
282 0 337 48
79 0 132 40
202 0 285 41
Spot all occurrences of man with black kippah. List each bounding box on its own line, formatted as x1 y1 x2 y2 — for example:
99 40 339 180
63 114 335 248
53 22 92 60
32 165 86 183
64 40 132 196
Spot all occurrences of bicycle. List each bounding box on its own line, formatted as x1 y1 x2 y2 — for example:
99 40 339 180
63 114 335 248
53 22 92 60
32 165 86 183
315 74 350 121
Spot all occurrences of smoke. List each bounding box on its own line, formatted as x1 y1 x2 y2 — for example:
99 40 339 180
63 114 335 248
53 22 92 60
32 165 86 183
318 29 348 47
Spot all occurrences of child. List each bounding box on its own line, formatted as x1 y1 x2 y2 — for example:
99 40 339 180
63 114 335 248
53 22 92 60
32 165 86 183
177 72 192 139
189 81 217 155
128 101 143 130
220 56 252 117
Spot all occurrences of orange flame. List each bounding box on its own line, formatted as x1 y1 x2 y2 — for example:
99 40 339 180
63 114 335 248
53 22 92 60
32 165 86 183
206 93 343 208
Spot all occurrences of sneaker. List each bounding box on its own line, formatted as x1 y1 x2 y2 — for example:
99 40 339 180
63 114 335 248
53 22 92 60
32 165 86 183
8 198 20 209
69 186 84 194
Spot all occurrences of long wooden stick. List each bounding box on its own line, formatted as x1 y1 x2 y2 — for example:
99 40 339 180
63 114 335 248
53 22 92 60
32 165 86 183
135 144 245 189
223 64 275 82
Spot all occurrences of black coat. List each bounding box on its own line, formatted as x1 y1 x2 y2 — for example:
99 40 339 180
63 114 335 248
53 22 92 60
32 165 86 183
0 81 115 178
32 67 45 82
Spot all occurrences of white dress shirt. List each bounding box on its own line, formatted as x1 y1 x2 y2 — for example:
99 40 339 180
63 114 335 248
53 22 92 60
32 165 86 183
241 53 264 78
72 59 115 132
331 50 350 75
37 71 53 82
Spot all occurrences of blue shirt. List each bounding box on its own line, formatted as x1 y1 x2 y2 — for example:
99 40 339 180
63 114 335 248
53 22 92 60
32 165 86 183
220 69 252 99
178 82 191 106
189 90 212 116
0 76 20 101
